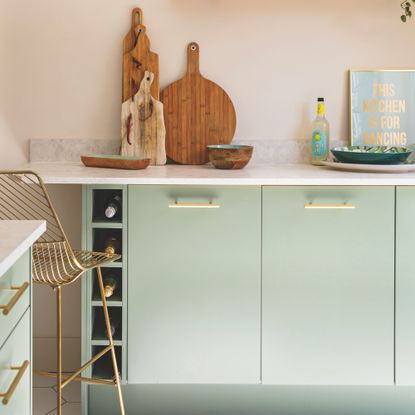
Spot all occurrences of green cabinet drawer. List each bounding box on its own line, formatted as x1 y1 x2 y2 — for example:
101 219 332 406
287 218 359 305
396 186 415 385
128 185 261 384
262 186 394 385
0 308 31 414
0 250 30 349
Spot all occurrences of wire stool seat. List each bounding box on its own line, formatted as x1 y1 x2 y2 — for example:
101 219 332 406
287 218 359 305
0 170 126 415
32 242 119 286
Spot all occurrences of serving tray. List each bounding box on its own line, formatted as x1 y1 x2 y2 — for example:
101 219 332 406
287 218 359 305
321 160 415 173
81 155 150 170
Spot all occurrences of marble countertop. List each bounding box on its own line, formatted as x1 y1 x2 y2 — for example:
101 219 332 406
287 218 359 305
15 162 415 185
0 221 46 276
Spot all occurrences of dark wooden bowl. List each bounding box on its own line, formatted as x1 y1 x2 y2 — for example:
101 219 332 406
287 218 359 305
207 145 254 170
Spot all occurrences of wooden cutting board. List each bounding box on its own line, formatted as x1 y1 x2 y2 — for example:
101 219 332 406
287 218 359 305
122 8 159 101
121 71 166 165
161 42 236 165
122 8 144 54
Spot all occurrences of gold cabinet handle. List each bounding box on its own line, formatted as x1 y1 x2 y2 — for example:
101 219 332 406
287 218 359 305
168 202 220 209
304 203 356 210
0 282 29 315
0 360 29 405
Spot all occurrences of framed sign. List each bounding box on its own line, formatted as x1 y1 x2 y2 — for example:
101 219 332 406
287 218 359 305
350 70 415 147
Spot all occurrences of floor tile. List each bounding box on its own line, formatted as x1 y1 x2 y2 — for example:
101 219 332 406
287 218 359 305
55 380 81 403
47 402 81 415
33 374 57 388
33 387 58 415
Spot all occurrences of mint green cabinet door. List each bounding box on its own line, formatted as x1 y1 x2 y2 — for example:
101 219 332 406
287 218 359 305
0 250 30 349
262 186 394 385
396 186 415 385
128 186 261 384
0 308 31 414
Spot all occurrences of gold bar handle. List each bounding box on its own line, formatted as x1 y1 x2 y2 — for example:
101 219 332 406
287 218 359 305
168 202 220 209
0 282 29 315
0 360 29 405
304 203 356 210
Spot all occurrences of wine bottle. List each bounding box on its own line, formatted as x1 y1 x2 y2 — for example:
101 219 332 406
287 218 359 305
104 236 120 255
103 277 117 298
112 371 122 385
105 317 120 339
311 97 330 165
104 195 122 219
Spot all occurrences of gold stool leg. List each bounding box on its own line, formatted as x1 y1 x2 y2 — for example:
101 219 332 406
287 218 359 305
56 286 63 415
96 267 126 415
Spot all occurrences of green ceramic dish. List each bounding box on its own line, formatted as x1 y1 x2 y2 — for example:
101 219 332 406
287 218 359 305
331 146 412 165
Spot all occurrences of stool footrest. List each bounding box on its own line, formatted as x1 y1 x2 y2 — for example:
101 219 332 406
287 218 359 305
60 345 113 388
35 370 115 386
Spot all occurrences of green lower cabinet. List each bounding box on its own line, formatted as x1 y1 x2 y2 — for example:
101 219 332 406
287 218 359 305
0 247 31 415
0 308 31 414
262 186 395 385
128 185 261 384
0 250 30 349
396 186 415 385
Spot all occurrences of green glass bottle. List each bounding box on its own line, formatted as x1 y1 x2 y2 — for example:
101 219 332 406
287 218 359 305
311 98 330 165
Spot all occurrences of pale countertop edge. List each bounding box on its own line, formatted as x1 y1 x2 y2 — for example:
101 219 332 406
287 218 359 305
14 162 415 186
0 220 46 276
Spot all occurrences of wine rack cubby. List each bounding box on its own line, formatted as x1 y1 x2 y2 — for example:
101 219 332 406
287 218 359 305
92 306 123 342
91 345 123 380
93 228 123 261
82 185 128 412
92 189 123 223
92 268 123 304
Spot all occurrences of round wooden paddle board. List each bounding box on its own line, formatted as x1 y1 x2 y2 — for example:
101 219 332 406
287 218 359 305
161 42 236 165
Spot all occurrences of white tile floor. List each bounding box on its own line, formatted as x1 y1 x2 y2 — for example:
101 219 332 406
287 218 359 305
33 375 81 415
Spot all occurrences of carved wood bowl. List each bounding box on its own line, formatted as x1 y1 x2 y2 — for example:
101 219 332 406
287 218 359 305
207 145 254 170
81 155 151 170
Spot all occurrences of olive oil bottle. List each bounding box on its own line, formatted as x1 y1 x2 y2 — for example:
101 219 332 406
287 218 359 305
311 98 330 165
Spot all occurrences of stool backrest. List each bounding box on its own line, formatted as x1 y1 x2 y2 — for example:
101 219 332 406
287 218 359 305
0 171 69 245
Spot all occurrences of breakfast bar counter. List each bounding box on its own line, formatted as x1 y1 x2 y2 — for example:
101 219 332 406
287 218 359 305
0 221 46 276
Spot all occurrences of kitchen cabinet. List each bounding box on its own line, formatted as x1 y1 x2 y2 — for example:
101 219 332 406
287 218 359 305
0 251 30 349
396 187 415 385
262 186 395 385
80 182 403 414
0 250 32 414
0 221 43 415
0 309 31 415
127 185 261 384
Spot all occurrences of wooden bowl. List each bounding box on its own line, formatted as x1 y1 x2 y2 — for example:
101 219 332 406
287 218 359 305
207 145 254 170
81 155 150 170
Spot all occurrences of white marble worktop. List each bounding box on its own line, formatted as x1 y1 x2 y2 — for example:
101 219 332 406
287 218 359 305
14 162 415 186
0 221 46 276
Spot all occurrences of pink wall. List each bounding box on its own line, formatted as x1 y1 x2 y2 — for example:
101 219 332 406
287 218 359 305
1 0 413 368
1 0 414 168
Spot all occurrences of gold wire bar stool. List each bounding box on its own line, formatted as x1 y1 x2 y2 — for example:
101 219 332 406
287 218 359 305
0 171 126 415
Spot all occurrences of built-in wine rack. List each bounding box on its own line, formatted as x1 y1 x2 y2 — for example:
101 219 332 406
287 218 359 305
82 185 127 412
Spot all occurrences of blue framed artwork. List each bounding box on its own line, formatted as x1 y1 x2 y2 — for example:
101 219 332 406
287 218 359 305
350 70 415 147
